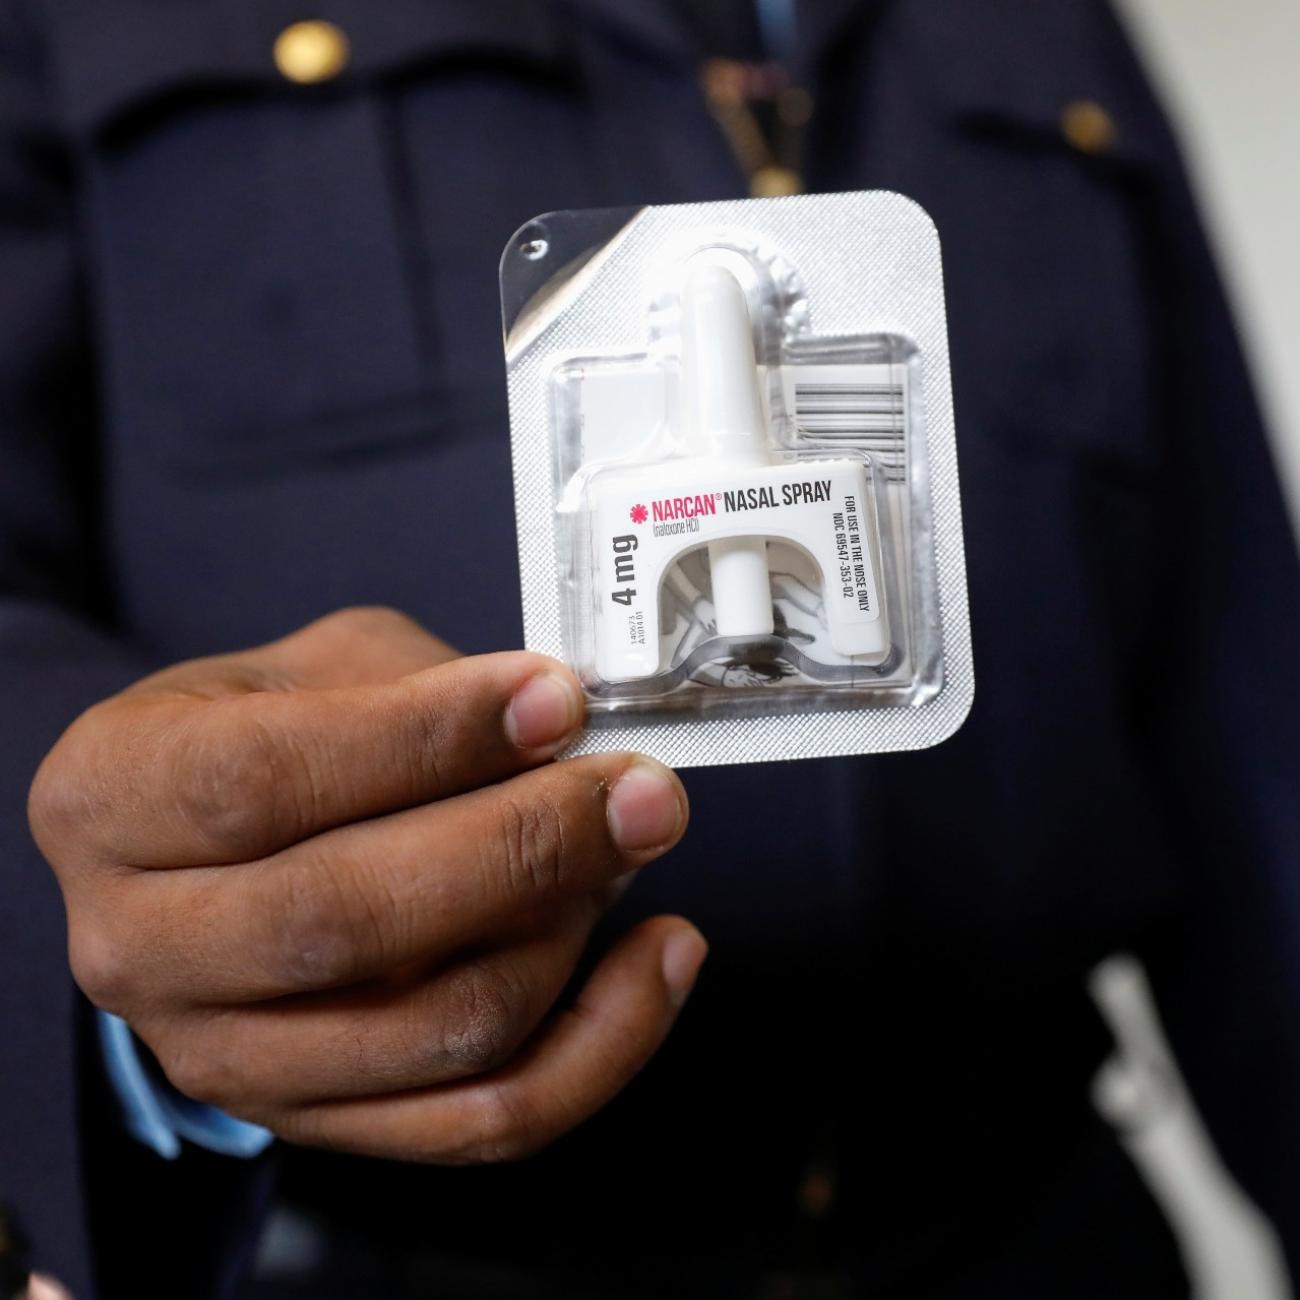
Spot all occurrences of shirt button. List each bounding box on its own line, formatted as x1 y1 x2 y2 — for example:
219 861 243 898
274 20 351 85
1061 99 1117 155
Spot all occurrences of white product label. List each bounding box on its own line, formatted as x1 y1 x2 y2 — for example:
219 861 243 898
591 458 884 680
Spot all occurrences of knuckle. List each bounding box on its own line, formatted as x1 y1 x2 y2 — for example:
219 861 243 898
67 919 140 1014
322 605 421 642
170 708 297 859
27 717 111 859
155 1037 238 1109
152 1026 269 1117
437 960 528 1077
256 853 383 991
492 794 568 900
455 1084 545 1164
393 684 449 799
27 751 84 855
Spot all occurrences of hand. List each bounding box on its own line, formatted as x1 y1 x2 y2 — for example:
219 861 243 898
29 608 704 1163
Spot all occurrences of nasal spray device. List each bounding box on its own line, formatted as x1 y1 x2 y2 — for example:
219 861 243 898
590 263 888 681
503 191 974 767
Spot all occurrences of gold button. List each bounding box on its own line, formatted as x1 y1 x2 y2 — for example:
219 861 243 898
750 164 803 198
1061 99 1116 155
274 20 350 85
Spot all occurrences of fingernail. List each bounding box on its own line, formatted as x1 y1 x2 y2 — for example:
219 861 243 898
505 672 581 749
661 928 708 1008
606 761 685 852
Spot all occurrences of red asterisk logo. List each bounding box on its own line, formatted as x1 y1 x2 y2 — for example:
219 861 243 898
630 503 648 525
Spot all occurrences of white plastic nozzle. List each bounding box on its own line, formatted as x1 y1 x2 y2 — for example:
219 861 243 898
680 264 771 466
680 264 775 639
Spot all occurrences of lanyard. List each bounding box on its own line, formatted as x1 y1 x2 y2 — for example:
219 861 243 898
756 0 798 67
701 0 812 196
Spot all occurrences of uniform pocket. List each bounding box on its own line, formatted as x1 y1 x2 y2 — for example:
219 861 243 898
947 134 1159 479
53 0 562 457
900 2 1169 481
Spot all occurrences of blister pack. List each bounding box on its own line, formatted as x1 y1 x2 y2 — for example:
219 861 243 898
502 191 973 766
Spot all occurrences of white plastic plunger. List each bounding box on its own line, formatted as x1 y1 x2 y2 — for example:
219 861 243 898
679 265 775 639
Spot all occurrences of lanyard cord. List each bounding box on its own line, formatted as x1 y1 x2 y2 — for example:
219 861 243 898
756 0 798 67
700 0 813 196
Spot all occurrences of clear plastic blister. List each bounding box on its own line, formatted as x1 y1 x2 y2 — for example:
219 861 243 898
502 191 973 766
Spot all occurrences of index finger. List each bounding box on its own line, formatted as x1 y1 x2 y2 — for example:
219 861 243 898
36 651 586 871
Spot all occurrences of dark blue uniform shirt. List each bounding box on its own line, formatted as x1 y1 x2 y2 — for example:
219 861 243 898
0 2 1297 1297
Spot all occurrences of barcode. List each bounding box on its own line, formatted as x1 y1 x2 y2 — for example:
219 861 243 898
791 373 906 479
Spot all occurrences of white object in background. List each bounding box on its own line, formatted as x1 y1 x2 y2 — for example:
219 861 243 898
1115 0 1300 539
1091 955 1292 1300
